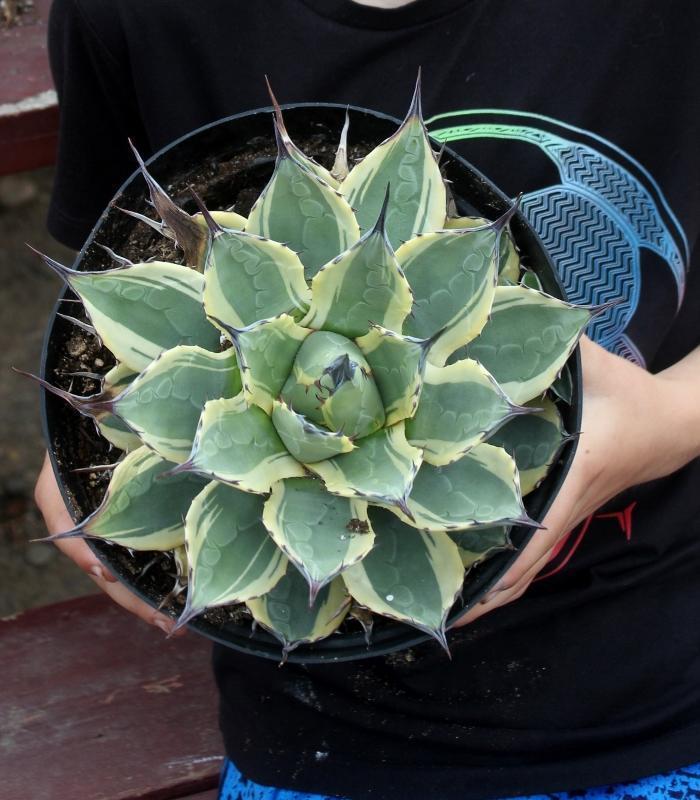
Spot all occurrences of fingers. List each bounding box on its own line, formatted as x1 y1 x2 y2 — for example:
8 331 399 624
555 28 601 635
450 512 572 630
52 535 116 581
450 546 552 628
34 453 184 636
34 453 117 582
88 570 184 635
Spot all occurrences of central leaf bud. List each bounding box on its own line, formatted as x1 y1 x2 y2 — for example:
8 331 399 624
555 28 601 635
280 331 385 439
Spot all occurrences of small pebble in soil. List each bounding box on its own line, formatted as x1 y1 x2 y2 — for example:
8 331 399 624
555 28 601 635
66 337 87 357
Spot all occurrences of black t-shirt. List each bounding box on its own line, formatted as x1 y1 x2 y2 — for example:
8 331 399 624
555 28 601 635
47 2 700 798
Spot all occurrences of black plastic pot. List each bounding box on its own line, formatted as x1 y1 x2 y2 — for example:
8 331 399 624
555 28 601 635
41 103 581 663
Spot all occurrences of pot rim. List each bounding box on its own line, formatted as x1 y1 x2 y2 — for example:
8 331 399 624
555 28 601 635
41 101 582 663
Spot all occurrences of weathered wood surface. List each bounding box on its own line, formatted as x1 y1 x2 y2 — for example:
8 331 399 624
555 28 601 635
0 594 224 800
0 0 59 175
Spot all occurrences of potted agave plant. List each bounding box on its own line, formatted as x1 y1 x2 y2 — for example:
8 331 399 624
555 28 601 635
29 76 589 663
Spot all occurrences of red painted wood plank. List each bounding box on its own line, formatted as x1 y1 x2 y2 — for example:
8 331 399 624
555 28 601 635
0 105 58 174
0 594 224 800
0 0 54 104
0 0 59 174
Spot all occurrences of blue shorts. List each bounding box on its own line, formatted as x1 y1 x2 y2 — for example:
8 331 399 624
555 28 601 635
218 757 700 800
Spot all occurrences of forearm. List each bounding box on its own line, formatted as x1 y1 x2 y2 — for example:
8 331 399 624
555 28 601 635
650 344 700 477
578 339 700 503
648 345 700 474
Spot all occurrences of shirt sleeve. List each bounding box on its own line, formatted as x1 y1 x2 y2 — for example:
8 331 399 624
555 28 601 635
47 0 148 249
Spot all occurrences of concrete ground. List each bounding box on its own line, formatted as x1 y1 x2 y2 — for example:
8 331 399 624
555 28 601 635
0 168 94 617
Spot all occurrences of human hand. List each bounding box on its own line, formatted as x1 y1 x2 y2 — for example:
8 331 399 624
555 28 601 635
34 452 184 635
451 336 700 628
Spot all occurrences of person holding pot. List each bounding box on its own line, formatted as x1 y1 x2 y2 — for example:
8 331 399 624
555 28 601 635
36 0 700 798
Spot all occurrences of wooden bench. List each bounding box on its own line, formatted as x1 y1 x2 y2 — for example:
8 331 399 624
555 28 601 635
1 0 59 176
0 595 223 799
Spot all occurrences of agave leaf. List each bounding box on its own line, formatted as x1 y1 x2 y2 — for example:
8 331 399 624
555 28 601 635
330 108 350 183
398 226 499 366
444 215 520 283
203 229 311 330
341 74 446 249
265 77 340 188
31 364 146 458
177 481 288 628
281 331 386 439
218 315 311 414
172 544 189 586
486 397 568 495
186 207 247 267
246 568 350 658
128 141 212 269
306 422 421 514
355 325 429 426
449 526 512 570
280 331 355 428
175 209 247 271
102 363 132 398
405 359 525 466
396 442 527 532
271 400 355 463
102 362 137 396
318 363 386 440
246 119 360 280
342 507 463 651
520 269 543 292
170 395 306 493
459 285 591 404
44 447 206 550
348 601 374 645
263 477 375 604
500 236 520 284
112 346 240 463
42 258 220 373
160 544 190 610
301 189 413 338
97 409 142 453
551 361 574 405
93 363 142 452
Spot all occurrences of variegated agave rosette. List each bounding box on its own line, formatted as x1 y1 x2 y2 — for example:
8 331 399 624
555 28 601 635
33 77 590 658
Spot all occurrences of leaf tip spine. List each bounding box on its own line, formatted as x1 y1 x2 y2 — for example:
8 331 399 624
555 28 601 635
128 138 167 201
513 512 546 530
188 186 224 236
307 577 324 608
395 496 415 522
27 244 75 282
12 367 112 416
55 313 97 337
95 242 134 267
369 183 391 240
403 66 423 126
272 115 293 161
30 525 87 544
171 603 200 634
492 194 522 233
509 401 540 417
157 460 195 481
